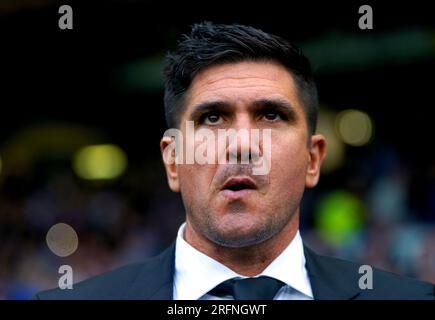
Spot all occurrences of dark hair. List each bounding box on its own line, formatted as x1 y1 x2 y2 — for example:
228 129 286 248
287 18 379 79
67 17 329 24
163 21 318 134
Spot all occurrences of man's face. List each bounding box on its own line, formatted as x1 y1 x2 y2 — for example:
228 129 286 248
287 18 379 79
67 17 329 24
161 61 325 248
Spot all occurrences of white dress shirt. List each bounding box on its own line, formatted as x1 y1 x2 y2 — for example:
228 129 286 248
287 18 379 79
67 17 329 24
173 223 313 300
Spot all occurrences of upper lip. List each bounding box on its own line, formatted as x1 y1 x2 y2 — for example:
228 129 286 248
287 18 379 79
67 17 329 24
220 176 258 191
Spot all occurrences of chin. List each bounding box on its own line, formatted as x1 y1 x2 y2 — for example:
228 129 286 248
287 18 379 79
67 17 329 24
209 231 268 248
207 216 272 248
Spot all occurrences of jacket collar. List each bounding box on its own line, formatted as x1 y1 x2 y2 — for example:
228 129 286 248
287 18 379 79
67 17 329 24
124 242 176 300
304 245 361 300
121 242 362 300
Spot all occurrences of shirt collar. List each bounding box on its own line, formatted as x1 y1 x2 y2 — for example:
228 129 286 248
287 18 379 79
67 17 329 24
174 222 313 300
258 228 313 298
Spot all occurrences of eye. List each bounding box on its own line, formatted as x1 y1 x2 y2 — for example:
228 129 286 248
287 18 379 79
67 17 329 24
202 112 223 125
263 111 282 122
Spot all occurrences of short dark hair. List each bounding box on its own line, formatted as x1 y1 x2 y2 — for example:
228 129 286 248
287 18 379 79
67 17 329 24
163 21 319 134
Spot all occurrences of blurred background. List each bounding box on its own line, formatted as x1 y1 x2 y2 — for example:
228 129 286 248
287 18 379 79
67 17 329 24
0 0 434 299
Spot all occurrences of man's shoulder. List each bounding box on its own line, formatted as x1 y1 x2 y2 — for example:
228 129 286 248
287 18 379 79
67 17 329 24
35 244 176 300
305 247 434 300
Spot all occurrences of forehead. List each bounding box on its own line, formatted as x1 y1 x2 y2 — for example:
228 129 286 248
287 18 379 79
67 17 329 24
185 61 302 112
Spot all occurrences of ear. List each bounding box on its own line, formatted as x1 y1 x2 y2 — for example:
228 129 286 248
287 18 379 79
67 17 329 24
305 134 327 188
160 136 180 192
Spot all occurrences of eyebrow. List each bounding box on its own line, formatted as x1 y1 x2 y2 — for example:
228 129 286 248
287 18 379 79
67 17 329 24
189 98 297 122
189 101 232 122
251 98 297 119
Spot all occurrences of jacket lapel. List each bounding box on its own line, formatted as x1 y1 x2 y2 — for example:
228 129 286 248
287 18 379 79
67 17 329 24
124 242 176 299
304 245 361 300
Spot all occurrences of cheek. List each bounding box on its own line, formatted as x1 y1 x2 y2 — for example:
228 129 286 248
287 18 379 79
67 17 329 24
270 135 309 189
178 164 215 197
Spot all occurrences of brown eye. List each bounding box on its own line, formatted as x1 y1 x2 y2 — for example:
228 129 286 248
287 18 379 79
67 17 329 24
204 113 223 125
263 112 281 121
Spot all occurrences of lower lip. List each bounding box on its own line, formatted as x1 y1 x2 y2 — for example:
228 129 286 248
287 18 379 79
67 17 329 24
220 189 255 200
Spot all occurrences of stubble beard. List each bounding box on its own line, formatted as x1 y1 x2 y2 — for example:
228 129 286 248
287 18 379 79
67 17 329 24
188 202 295 249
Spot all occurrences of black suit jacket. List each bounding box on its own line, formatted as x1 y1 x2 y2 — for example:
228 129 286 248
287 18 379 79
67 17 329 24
35 243 434 300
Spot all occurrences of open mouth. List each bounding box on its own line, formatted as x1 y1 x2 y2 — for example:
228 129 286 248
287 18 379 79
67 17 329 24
221 177 257 192
225 183 255 191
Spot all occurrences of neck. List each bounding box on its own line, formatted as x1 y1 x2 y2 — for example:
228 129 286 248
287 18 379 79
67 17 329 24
184 212 299 277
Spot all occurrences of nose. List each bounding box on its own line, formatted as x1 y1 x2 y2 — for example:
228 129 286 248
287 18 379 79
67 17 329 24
224 113 262 164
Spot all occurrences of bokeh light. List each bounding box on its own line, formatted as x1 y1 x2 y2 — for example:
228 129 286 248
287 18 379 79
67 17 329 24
317 108 345 174
335 109 374 146
314 190 366 246
46 223 79 257
73 144 128 180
